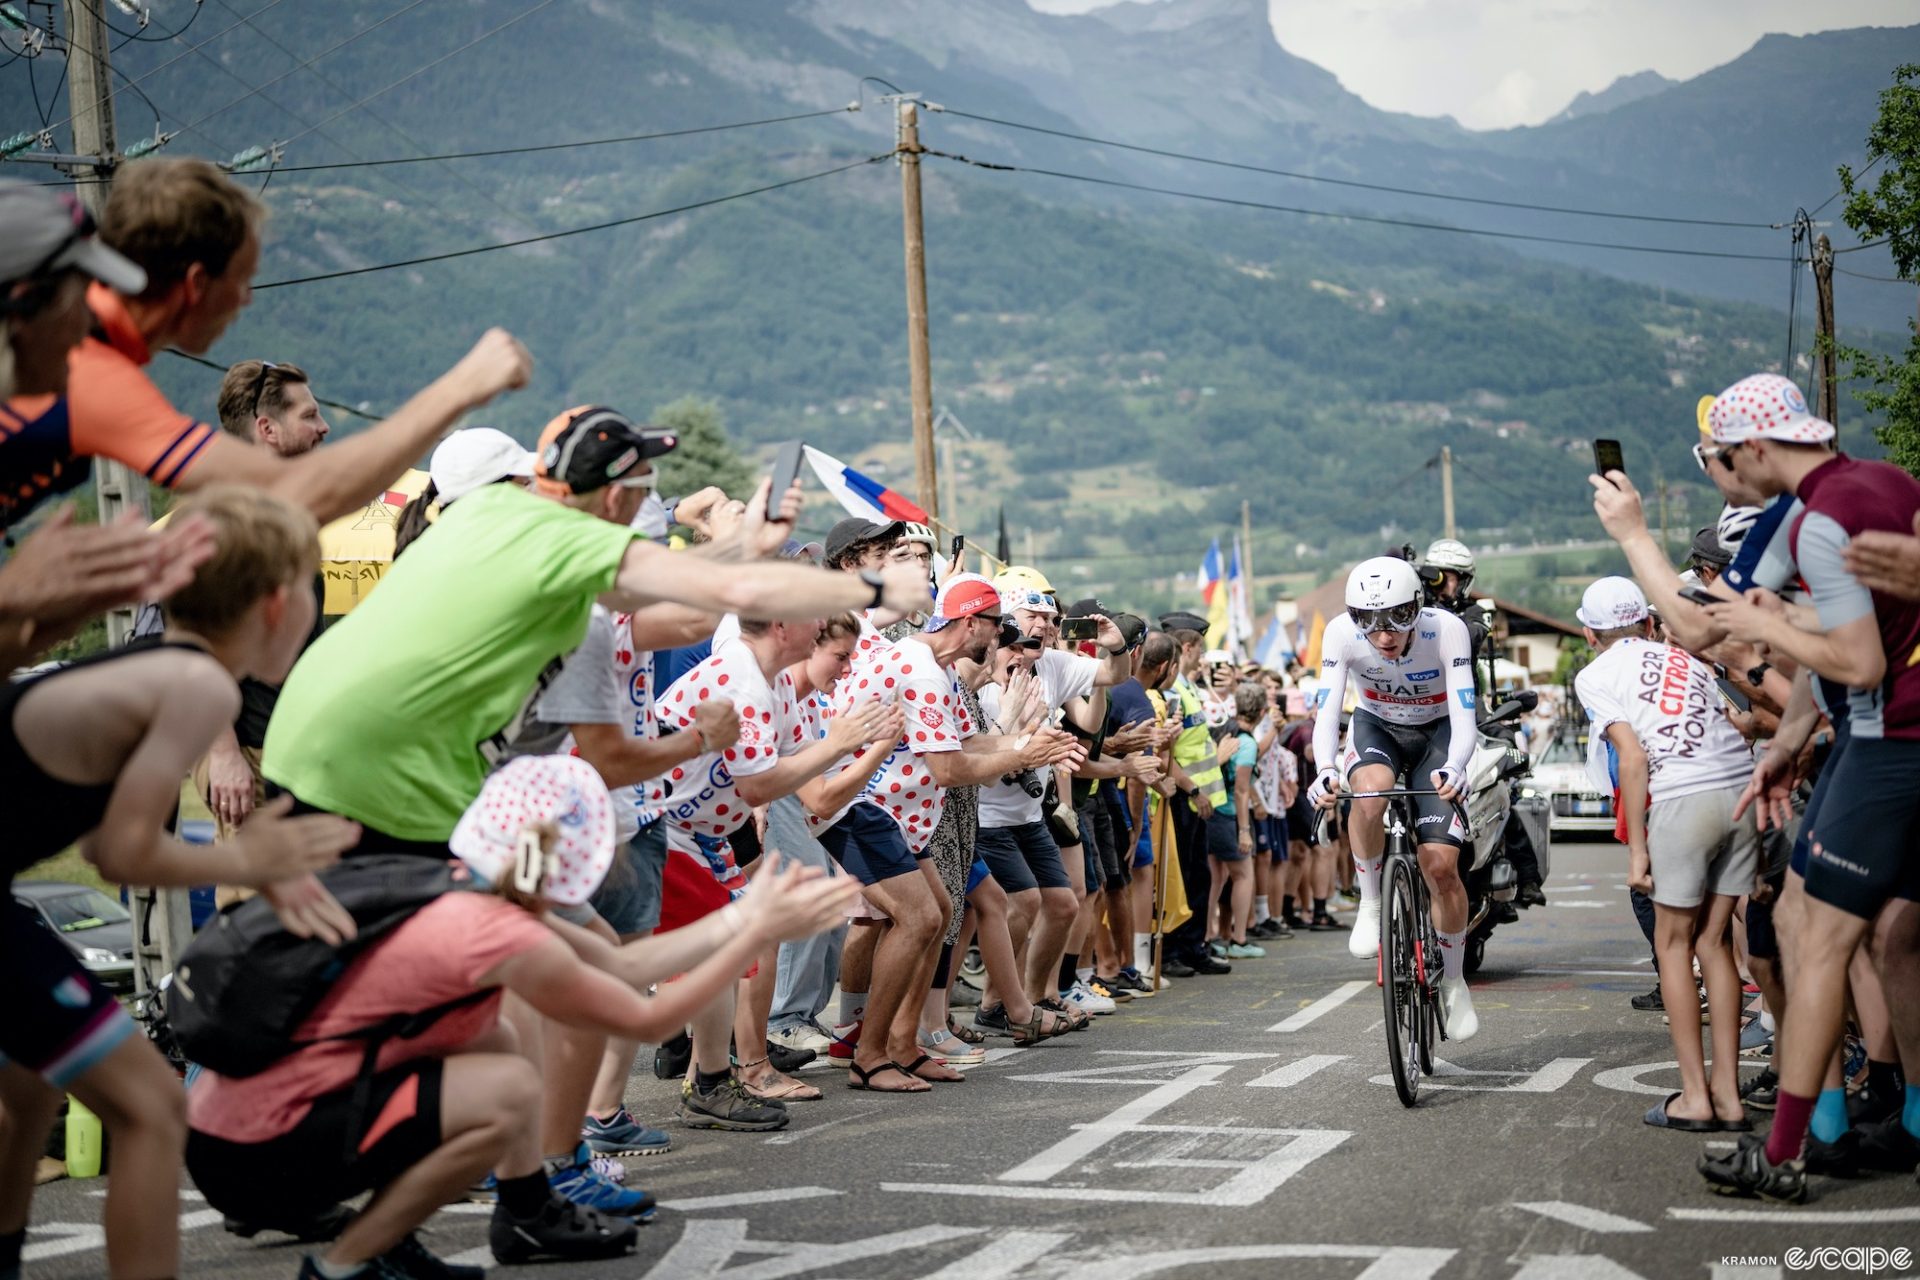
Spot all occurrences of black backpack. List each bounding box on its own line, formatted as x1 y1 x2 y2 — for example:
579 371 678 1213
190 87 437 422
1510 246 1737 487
167 855 491 1080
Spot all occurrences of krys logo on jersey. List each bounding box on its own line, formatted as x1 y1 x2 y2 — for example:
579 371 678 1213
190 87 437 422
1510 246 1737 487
656 755 737 828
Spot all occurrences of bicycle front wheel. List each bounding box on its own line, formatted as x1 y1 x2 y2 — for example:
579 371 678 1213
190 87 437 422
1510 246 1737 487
1380 857 1422 1107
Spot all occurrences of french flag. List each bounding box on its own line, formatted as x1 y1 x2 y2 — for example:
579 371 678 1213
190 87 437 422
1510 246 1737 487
804 445 930 525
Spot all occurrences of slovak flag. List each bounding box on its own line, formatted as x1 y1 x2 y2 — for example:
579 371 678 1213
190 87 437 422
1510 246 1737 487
804 446 930 526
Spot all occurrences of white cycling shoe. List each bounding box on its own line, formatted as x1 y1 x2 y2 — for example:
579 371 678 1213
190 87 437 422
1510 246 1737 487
1439 975 1478 1042
1348 898 1381 959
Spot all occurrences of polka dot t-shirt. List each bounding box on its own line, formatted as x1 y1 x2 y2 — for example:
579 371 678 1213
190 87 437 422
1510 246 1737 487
650 637 807 841
833 635 974 852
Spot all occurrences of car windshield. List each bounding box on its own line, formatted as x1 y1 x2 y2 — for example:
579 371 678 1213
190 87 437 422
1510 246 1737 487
36 889 130 933
1539 739 1584 765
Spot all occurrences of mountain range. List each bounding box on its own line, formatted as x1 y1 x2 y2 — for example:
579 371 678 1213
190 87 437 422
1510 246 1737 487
2 0 1915 615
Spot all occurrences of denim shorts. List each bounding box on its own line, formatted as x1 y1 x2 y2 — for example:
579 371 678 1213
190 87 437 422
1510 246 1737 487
588 820 669 937
976 820 1071 893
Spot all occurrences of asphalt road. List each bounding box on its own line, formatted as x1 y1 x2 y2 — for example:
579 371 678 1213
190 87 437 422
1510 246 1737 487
25 840 1920 1280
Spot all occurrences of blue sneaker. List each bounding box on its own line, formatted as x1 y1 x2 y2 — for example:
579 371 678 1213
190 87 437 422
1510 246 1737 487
548 1143 656 1221
582 1107 673 1157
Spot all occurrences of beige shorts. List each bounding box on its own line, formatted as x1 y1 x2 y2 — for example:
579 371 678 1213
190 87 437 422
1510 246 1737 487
1646 784 1760 910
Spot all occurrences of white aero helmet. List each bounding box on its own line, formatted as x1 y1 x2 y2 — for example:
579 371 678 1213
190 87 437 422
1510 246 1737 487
1423 538 1475 576
1346 557 1422 633
1715 504 1762 555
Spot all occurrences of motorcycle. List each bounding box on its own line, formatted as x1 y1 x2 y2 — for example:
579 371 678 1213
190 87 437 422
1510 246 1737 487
1457 689 1552 974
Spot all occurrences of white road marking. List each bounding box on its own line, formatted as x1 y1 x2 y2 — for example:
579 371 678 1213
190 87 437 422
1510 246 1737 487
25 1208 222 1263
1267 980 1369 1032
1509 1257 1652 1280
1010 1049 1274 1087
1710 1266 1780 1280
1048 1243 1457 1280
662 1187 843 1211
923 1230 1073 1280
1247 1054 1348 1087
1668 1206 1920 1224
1369 1057 1591 1093
763 1109 870 1145
1549 901 1610 909
1000 1065 1228 1180
1591 1059 1761 1097
640 1220 980 1280
1512 1200 1654 1234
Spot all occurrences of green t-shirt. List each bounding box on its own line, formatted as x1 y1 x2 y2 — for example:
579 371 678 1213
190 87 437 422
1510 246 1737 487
262 483 637 840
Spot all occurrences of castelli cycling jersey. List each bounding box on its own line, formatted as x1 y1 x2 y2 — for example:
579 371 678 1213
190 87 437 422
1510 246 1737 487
1312 608 1478 777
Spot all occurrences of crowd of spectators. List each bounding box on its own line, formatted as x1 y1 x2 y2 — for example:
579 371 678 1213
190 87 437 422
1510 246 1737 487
4 151 1919 1280
1586 372 1920 1202
0 163 1369 1280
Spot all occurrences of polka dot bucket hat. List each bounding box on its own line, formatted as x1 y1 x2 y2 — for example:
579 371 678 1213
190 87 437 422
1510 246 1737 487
450 755 615 906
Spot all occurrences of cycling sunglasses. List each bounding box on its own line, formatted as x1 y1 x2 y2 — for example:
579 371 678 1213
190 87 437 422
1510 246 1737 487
248 359 281 416
1348 603 1420 633
1691 440 1743 473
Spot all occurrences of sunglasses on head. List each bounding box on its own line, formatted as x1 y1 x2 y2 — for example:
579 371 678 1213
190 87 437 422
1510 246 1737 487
248 360 281 416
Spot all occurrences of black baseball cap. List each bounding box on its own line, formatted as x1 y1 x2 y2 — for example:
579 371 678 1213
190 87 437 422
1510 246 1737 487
534 406 677 496
824 516 904 568
1158 610 1209 634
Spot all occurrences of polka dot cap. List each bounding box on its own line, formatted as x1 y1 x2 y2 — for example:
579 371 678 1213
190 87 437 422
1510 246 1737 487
450 755 616 906
1707 373 1835 446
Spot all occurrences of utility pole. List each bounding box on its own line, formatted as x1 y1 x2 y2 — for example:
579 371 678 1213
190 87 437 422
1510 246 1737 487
1812 233 1837 427
62 2 179 1004
64 0 153 632
1440 446 1456 541
895 99 939 521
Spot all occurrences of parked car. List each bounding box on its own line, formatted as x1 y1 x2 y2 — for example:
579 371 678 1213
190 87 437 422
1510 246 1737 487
1527 734 1615 837
13 881 136 992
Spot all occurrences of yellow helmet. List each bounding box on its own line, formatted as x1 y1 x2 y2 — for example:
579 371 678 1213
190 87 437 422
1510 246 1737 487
1695 394 1717 439
993 565 1054 595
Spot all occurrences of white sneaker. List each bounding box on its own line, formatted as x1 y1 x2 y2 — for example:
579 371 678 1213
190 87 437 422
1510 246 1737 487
1065 980 1116 1015
1439 976 1478 1042
1152 972 1172 991
1348 898 1381 959
768 1022 832 1055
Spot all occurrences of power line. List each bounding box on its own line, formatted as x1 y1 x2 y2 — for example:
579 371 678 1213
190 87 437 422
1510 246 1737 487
254 152 890 289
172 0 432 137
200 0 531 234
934 104 1781 231
278 0 563 148
923 150 1785 263
163 349 384 421
1833 264 1912 285
1809 153 1880 218
1450 456 1539 513
1833 237 1891 254
258 105 862 174
41 0 291 135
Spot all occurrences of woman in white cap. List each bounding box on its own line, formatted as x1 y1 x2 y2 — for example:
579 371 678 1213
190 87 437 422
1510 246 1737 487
185 754 857 1278
390 426 538 558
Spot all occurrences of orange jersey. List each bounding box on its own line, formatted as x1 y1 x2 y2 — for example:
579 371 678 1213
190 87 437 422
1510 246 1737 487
1 284 217 533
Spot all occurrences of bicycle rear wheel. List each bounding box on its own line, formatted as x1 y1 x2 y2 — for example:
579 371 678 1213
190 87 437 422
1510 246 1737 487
1380 857 1422 1107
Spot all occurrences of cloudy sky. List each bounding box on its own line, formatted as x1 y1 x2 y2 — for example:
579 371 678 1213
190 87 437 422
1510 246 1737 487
1029 0 1919 130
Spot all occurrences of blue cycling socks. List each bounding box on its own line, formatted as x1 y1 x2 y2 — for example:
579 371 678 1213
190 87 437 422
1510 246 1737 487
1810 1087 1849 1144
1904 1083 1920 1140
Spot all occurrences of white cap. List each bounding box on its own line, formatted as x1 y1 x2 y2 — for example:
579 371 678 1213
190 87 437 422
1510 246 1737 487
430 427 536 506
1576 576 1650 630
449 755 616 906
1707 374 1835 446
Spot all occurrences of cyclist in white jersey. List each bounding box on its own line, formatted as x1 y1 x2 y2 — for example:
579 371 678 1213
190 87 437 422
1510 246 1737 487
1307 558 1483 1039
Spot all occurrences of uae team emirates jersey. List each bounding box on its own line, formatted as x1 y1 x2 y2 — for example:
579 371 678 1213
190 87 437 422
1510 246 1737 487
832 635 974 851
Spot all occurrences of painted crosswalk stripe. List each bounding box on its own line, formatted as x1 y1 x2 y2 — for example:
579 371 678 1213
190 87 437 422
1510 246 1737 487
1247 1055 1348 1087
1513 1200 1653 1234
1668 1206 1920 1224
1266 981 1368 1033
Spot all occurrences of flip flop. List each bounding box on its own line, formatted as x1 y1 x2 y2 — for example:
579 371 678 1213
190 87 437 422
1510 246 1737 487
896 1054 965 1083
1645 1091 1719 1132
847 1061 930 1093
1716 1113 1754 1132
